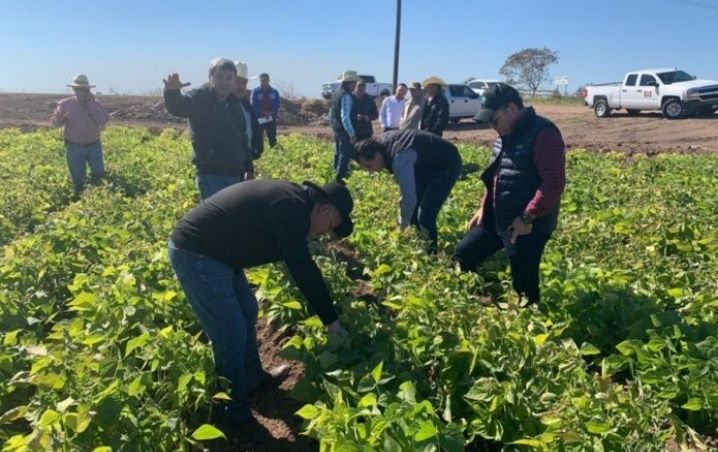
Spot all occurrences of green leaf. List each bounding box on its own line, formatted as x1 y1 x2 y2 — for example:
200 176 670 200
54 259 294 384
3 330 20 346
615 340 642 356
371 361 384 384
414 420 438 441
124 332 151 357
38 409 61 428
358 393 378 408
127 376 144 397
585 421 611 434
281 300 303 310
580 343 602 356
681 398 703 411
295 404 320 420
533 333 549 346
56 397 75 413
211 392 232 401
0 406 27 425
438 424 465 452
667 287 684 299
191 424 226 441
68 292 97 311
92 447 112 452
510 438 543 447
279 336 303 360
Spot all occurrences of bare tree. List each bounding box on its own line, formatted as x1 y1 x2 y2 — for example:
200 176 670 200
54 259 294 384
274 79 298 101
499 47 559 99
463 76 476 85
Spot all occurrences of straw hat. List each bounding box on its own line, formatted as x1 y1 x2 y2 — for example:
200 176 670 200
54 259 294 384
338 70 363 83
422 76 446 88
66 74 95 89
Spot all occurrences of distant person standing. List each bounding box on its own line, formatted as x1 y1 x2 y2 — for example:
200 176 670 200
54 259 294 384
51 75 110 195
353 80 379 140
251 73 280 149
379 83 407 132
421 76 449 137
234 61 262 179
329 70 362 182
400 82 426 130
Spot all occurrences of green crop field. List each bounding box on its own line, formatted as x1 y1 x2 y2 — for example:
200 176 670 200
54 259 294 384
0 127 716 451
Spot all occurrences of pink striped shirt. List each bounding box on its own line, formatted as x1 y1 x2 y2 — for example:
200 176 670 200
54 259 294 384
51 97 109 144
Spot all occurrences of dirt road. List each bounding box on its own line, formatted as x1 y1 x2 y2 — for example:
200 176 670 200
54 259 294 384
1 93 716 153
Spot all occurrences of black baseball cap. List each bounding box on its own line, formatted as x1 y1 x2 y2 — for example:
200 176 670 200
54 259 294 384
303 181 354 238
474 83 523 122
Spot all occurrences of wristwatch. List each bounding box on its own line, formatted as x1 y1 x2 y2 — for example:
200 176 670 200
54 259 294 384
520 212 535 225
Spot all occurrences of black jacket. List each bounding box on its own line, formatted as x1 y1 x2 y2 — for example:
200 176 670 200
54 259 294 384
171 179 338 324
352 94 379 140
164 85 251 176
421 92 450 137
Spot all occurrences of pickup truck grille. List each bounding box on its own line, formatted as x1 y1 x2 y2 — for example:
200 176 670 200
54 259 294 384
696 85 718 101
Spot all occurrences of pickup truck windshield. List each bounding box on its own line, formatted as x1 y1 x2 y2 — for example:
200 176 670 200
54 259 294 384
656 71 694 85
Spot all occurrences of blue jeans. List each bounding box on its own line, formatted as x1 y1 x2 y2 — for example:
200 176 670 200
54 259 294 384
65 141 104 191
333 130 352 182
412 161 462 250
453 224 551 305
168 240 263 422
196 174 242 200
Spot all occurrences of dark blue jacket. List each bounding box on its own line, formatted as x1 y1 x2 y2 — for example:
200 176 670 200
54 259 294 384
251 86 280 119
480 107 561 235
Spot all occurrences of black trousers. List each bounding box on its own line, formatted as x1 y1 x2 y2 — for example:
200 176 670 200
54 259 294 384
260 121 277 147
453 224 551 305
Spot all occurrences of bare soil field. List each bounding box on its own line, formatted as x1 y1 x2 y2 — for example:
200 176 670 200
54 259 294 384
1 93 716 153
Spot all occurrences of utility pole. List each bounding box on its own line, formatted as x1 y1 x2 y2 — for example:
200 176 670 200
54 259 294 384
392 0 401 90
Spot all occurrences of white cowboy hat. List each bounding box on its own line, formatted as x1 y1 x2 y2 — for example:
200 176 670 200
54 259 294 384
235 60 249 80
338 70 363 83
66 74 95 88
422 76 446 88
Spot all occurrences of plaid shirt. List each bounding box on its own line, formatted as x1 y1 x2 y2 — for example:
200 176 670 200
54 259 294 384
481 127 566 220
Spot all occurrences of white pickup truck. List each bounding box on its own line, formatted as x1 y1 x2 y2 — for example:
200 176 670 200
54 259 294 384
321 74 393 99
584 68 718 119
444 84 482 123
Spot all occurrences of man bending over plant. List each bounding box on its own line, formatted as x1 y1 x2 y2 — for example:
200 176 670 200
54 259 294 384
168 179 353 442
353 129 462 253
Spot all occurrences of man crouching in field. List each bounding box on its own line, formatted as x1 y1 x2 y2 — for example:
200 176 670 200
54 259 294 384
453 83 565 308
168 179 352 442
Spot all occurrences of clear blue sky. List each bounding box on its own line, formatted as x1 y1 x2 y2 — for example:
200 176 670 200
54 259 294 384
1 0 716 98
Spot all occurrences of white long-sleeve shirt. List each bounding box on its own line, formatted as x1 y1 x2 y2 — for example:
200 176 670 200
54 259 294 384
380 96 405 130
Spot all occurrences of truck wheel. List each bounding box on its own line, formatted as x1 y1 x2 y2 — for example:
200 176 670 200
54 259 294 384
662 99 684 119
594 99 611 118
626 109 640 116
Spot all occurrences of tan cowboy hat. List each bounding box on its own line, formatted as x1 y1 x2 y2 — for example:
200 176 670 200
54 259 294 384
235 60 249 80
66 74 95 88
422 76 446 88
338 70 363 83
